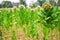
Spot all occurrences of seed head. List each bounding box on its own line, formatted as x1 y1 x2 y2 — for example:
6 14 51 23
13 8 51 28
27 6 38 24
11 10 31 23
42 2 51 10
19 4 25 8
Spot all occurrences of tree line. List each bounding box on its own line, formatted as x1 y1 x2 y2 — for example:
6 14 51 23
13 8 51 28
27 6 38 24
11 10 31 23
0 0 60 8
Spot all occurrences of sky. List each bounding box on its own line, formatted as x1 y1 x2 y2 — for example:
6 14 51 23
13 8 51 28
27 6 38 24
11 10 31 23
0 0 58 3
0 0 37 3
0 0 58 6
0 0 37 6
26 0 37 6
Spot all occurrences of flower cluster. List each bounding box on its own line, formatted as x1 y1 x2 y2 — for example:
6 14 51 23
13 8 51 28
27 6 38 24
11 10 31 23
42 2 51 10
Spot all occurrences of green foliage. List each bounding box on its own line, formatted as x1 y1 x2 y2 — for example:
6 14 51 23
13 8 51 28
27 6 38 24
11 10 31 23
39 7 60 40
12 30 16 40
29 24 38 38
0 5 60 40
40 7 60 29
0 10 3 26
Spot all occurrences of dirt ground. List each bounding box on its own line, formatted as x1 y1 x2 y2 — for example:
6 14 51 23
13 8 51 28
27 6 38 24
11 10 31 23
1 25 60 40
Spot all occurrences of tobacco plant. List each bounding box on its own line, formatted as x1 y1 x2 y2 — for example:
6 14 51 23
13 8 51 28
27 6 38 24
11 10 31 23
12 30 16 40
39 6 60 40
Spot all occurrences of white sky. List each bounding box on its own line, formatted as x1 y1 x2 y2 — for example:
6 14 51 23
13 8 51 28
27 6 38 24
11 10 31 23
26 0 37 6
0 0 58 6
0 0 58 3
0 0 37 6
0 0 37 3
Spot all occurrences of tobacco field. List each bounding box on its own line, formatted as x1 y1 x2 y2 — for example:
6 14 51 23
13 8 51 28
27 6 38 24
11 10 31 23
0 4 60 40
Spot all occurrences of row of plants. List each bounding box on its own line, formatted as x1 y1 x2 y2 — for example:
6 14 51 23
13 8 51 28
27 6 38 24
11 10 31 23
0 5 41 40
0 3 60 40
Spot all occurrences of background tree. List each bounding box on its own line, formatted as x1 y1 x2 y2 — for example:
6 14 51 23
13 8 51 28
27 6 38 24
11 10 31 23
20 0 27 7
2 1 13 8
49 0 56 6
58 0 60 6
42 0 46 3
0 4 2 8
37 0 46 6
20 0 24 4
37 0 43 6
